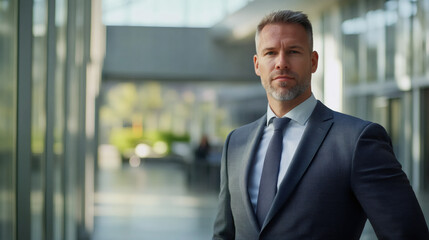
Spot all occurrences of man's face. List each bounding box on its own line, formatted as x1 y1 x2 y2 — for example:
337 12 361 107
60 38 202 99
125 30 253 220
254 23 318 102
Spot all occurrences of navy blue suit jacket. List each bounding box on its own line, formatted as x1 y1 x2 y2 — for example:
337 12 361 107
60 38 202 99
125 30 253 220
213 101 429 240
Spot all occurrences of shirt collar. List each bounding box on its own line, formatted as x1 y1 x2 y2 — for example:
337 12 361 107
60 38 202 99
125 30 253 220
266 94 317 126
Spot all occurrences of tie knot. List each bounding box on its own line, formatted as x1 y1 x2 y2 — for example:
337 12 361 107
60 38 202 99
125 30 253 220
272 117 290 131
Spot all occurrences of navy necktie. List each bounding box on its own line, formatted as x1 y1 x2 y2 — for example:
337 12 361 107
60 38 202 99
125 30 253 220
256 117 291 226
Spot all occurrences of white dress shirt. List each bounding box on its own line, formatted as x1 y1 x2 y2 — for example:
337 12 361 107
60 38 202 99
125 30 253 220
248 95 317 212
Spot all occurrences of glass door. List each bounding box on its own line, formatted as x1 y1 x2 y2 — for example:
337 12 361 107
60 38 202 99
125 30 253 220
0 1 18 239
370 96 406 166
422 89 429 191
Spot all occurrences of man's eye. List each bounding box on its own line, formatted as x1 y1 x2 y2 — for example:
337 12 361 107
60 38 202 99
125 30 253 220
265 51 275 55
289 50 300 54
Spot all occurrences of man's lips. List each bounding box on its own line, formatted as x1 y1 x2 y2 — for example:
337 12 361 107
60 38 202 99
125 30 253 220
273 75 295 81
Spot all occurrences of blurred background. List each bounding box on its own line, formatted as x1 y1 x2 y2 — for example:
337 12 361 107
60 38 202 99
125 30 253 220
1 0 429 239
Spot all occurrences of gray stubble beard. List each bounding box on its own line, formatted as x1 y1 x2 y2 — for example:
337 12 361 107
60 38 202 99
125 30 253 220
266 80 310 101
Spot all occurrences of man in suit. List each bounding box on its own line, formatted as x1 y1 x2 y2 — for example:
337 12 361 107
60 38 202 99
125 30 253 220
212 10 429 240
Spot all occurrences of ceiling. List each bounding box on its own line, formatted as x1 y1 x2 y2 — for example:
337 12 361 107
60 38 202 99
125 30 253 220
211 0 340 42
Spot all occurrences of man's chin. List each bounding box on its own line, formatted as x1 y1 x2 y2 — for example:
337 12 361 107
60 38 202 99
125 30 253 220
271 91 296 101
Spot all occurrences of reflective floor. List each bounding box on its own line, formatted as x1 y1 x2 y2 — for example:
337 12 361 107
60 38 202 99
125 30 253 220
93 159 429 240
93 160 219 240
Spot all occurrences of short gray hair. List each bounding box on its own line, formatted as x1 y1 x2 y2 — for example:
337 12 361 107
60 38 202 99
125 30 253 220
255 10 313 52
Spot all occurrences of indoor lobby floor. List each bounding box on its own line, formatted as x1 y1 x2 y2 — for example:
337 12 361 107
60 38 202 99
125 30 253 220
92 160 219 240
92 159 428 240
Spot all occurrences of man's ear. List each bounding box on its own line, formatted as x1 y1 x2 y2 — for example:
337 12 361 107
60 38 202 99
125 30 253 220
311 51 319 73
254 54 261 76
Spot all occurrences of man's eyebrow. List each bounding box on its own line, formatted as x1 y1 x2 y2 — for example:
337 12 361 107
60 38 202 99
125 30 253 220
261 45 305 51
261 47 276 52
289 45 305 50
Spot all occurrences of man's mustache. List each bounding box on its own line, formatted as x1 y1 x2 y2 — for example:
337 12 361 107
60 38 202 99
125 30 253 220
270 70 298 80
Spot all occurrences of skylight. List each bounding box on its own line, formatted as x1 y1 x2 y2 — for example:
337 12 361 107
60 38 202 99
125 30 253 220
102 0 251 28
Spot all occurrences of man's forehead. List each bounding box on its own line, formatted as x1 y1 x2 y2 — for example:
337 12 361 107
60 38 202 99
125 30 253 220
257 23 309 48
260 23 306 36
259 26 306 44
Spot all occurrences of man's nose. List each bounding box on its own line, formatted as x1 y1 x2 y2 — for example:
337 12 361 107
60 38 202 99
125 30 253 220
275 52 289 69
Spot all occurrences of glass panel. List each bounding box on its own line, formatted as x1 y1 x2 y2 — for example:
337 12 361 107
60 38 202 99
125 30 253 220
341 1 361 85
412 0 427 76
385 0 398 80
369 97 389 126
65 0 85 238
32 0 48 239
343 95 359 116
426 0 429 77
388 98 403 164
0 0 17 239
53 0 68 239
365 0 384 82
369 96 404 164
423 88 429 191
396 0 414 79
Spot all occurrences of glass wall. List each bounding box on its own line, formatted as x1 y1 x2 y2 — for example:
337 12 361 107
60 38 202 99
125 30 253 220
423 88 429 190
341 0 402 85
339 0 429 188
64 0 83 238
0 0 17 239
2 0 104 240
53 0 68 238
365 0 384 83
341 1 360 85
368 96 407 165
320 0 429 236
31 0 48 239
385 1 397 80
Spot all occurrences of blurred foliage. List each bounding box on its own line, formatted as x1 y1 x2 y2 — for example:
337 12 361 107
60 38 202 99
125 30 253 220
31 130 45 154
106 83 138 117
100 81 237 154
109 127 190 156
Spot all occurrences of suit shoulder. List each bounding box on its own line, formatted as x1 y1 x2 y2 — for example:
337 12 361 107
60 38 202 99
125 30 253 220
329 108 389 139
315 102 375 135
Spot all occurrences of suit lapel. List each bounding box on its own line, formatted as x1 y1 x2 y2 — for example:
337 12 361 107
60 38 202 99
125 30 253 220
239 115 267 230
261 102 334 230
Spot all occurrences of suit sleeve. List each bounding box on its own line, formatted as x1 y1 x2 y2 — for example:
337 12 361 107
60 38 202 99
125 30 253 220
351 123 429 239
212 131 235 240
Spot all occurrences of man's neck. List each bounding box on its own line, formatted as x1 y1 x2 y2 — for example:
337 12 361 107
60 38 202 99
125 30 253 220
268 91 312 117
